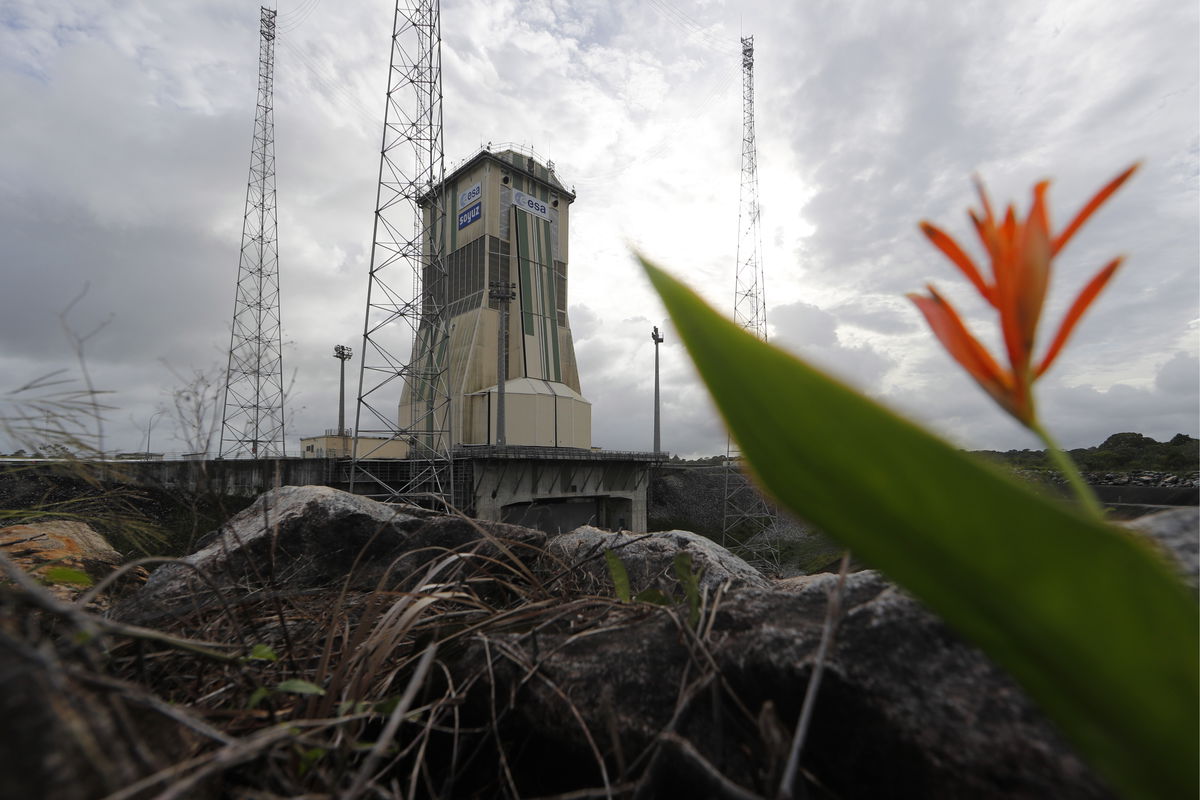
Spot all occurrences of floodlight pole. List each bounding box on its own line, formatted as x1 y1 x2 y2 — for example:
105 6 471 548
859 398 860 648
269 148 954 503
333 345 352 436
144 410 165 455
651 325 664 453
489 282 516 445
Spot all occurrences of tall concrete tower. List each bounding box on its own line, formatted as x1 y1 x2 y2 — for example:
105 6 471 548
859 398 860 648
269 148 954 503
399 147 591 450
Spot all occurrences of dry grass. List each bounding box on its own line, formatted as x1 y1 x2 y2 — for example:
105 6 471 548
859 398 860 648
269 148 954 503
0 501 723 798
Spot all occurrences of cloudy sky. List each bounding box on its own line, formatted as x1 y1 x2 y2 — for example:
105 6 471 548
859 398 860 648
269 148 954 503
1 0 1197 459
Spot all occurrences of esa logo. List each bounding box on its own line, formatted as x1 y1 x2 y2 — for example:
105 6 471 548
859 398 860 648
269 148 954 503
457 201 481 230
458 182 481 209
513 189 550 220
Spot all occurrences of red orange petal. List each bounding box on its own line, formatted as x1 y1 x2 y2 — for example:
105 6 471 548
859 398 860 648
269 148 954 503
1015 181 1053 352
908 288 1023 420
1036 256 1124 377
1051 163 1140 256
969 209 1002 291
1001 205 1018 242
991 225 1027 383
972 175 996 228
919 221 994 303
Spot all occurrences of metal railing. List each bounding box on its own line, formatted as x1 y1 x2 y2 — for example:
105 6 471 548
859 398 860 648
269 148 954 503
452 445 664 462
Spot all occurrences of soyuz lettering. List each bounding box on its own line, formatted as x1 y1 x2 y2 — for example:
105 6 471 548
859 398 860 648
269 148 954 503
457 201 482 230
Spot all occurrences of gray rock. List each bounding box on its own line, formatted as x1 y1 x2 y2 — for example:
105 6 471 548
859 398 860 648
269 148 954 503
455 569 1111 799
545 525 771 597
113 485 545 624
1124 506 1199 591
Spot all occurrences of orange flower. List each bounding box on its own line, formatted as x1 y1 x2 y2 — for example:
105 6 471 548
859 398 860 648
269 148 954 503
909 164 1138 426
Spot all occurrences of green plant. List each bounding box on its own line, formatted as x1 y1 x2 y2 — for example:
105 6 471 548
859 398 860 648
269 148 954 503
673 552 701 628
249 679 326 710
603 548 703 628
41 565 94 587
604 549 633 602
640 255 1198 800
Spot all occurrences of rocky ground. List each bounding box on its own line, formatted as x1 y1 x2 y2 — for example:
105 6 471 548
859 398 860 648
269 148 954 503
1015 469 1200 489
3 483 1194 799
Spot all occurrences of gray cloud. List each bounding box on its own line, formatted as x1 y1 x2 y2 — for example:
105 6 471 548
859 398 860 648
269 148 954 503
0 0 1194 461
770 300 896 394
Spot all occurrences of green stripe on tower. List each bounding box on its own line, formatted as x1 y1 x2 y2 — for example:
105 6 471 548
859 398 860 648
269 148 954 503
541 218 561 381
450 178 458 252
515 212 534 337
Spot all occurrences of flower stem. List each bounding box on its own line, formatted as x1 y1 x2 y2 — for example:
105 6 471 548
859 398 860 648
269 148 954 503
1030 420 1105 520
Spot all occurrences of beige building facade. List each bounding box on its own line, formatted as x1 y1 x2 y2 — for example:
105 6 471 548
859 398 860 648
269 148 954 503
300 433 408 460
399 148 591 450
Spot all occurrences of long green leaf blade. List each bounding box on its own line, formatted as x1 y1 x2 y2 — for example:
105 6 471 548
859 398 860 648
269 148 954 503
641 256 1197 800
276 679 325 697
605 550 632 603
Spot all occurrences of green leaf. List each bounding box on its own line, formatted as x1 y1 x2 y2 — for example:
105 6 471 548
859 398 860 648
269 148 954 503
247 687 272 709
248 644 278 662
337 699 370 716
42 566 92 587
604 550 632 603
275 679 325 697
640 256 1198 800
633 588 672 605
297 746 325 776
673 552 701 628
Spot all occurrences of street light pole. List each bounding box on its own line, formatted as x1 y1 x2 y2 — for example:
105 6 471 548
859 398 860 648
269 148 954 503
651 325 664 453
489 282 516 446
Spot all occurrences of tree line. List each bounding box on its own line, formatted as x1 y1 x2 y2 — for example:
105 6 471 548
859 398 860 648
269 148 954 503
972 432 1198 473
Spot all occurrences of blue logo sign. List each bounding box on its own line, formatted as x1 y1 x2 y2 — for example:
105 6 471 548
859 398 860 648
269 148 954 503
457 201 482 230
459 182 482 209
512 189 550 221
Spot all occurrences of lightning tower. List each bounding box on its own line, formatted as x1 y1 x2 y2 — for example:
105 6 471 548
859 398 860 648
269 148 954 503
220 6 287 459
350 0 452 505
723 36 775 542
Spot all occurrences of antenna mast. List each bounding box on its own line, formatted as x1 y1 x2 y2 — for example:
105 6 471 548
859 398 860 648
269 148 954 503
723 35 775 543
220 6 286 459
350 0 452 506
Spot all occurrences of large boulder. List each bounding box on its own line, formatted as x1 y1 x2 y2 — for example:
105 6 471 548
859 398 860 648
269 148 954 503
451 568 1112 799
1124 506 1198 591
446 510 1200 798
113 485 546 625
546 525 771 597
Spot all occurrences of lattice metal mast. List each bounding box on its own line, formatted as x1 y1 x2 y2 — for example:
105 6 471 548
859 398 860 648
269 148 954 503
350 0 452 505
723 35 774 543
220 6 286 459
732 36 767 340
